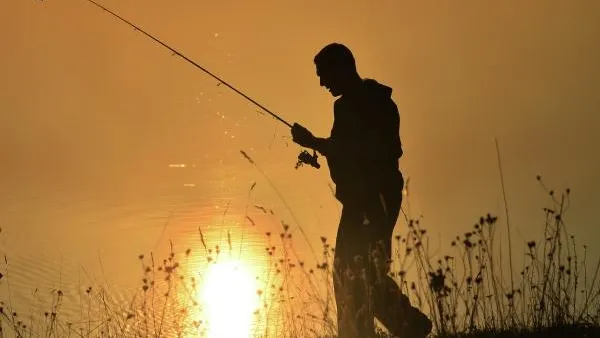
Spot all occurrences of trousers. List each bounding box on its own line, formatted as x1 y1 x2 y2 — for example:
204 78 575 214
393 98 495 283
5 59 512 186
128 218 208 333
333 171 410 337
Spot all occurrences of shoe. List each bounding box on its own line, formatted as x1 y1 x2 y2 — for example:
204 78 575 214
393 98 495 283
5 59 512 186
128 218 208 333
402 307 432 338
382 306 431 338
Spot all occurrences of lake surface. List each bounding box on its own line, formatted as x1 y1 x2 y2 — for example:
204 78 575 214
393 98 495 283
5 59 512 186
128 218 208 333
0 163 325 337
2 157 599 338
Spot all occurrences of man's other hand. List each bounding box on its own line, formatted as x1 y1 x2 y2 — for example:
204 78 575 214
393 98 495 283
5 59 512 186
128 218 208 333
291 123 316 148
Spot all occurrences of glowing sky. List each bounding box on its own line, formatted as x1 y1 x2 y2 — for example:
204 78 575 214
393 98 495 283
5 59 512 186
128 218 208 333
1 0 599 285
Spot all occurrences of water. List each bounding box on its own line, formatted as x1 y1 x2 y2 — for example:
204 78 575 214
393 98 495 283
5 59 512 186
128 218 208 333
0 163 310 336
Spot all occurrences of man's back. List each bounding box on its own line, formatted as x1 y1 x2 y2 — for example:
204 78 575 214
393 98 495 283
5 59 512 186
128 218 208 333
326 78 403 204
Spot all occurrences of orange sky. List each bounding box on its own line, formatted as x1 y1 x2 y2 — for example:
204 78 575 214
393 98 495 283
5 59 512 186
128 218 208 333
1 0 599 274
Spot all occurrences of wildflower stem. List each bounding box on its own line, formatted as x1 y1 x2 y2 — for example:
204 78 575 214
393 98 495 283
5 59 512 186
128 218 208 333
495 138 515 326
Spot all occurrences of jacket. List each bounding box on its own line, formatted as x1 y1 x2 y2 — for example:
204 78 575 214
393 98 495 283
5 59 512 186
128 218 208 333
325 79 403 204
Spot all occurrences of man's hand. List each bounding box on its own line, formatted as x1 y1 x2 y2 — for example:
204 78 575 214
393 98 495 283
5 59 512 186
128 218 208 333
291 123 316 148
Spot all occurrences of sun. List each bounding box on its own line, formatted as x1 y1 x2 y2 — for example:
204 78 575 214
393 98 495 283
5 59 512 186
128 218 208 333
200 259 259 338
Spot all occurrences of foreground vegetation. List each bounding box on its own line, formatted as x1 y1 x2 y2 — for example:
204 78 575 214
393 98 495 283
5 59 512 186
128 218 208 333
1 176 599 337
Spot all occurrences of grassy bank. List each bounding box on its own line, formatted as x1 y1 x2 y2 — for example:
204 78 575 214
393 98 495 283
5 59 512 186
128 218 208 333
1 176 599 337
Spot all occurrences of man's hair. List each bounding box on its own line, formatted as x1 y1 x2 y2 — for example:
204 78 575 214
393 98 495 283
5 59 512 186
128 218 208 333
314 43 356 73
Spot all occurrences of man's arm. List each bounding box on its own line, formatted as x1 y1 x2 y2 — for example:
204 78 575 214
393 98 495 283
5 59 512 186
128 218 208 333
293 97 401 161
308 100 399 157
312 137 332 157
291 123 337 157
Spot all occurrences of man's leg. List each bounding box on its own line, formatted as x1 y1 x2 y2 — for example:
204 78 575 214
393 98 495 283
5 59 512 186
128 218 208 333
334 205 375 338
373 275 432 338
368 173 432 337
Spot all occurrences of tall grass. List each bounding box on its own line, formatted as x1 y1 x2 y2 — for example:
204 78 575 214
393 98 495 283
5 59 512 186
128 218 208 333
1 175 599 337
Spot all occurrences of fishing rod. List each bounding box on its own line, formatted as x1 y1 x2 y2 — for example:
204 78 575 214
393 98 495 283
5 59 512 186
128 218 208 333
81 0 320 169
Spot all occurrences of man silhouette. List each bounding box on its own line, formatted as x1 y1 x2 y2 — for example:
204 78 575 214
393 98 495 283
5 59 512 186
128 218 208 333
291 43 432 338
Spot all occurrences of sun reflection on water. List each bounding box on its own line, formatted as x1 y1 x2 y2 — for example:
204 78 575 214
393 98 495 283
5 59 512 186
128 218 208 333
199 258 259 338
170 211 291 337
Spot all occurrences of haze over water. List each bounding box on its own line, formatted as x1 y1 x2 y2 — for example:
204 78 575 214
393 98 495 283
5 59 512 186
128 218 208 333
1 0 599 335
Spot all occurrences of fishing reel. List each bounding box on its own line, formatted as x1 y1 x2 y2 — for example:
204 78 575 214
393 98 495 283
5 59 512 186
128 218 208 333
295 149 320 169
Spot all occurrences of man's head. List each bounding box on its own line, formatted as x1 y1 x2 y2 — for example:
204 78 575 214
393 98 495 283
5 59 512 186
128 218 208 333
314 43 360 97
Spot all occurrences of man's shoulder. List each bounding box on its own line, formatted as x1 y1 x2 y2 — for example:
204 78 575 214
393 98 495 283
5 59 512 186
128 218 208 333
342 81 397 106
333 96 346 114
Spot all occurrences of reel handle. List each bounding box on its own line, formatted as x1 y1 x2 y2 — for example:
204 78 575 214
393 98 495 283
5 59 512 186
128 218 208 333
296 149 320 169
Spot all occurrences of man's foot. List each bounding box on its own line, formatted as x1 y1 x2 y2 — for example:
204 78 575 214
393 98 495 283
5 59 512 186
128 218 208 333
406 307 433 338
373 277 432 337
378 305 432 338
398 307 432 338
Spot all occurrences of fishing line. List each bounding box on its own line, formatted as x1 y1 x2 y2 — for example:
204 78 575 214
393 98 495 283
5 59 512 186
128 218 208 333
82 0 292 128
81 0 320 169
